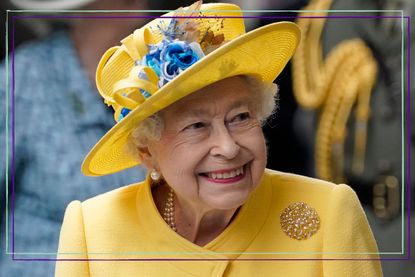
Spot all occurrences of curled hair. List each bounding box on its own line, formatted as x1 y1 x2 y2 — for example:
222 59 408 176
126 75 279 160
245 75 279 124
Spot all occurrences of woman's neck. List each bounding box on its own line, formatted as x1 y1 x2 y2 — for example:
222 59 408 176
152 184 239 246
175 196 239 246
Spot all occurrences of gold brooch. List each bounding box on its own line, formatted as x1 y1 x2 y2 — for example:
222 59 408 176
280 202 320 240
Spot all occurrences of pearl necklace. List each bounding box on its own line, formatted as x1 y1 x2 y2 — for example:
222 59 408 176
163 187 177 232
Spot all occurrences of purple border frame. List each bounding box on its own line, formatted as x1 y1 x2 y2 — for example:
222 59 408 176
7 14 412 262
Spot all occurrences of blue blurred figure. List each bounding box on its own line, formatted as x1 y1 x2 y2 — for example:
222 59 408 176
1 0 150 275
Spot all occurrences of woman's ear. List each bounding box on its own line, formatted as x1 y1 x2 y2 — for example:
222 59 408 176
137 146 157 170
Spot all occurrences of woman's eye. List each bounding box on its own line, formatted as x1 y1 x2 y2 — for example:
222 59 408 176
185 122 205 130
232 112 251 123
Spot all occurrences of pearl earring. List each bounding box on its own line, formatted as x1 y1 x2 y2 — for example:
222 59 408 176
150 169 161 181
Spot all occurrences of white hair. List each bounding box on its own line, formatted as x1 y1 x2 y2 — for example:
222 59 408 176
126 75 279 159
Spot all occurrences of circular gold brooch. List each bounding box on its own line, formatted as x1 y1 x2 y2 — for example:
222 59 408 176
280 202 320 240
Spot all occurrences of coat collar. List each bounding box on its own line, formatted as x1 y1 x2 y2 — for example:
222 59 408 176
135 172 272 274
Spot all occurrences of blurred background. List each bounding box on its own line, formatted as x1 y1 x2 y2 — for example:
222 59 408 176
1 0 414 276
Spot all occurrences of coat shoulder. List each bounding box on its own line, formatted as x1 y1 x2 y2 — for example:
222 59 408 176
263 168 339 196
82 182 143 208
262 169 359 221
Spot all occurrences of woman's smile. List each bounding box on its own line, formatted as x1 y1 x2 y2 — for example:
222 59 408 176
199 164 247 184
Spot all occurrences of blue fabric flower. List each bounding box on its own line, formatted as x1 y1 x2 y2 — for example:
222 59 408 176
143 39 204 87
118 107 132 121
143 44 164 77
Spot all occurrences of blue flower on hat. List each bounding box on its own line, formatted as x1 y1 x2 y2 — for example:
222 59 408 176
143 39 205 87
144 45 163 77
118 107 132 121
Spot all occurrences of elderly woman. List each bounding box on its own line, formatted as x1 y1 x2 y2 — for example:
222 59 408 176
56 2 382 276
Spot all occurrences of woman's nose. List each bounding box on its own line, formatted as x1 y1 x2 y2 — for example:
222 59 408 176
209 124 240 160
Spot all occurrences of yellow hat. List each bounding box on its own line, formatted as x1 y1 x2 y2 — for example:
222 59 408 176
82 1 301 176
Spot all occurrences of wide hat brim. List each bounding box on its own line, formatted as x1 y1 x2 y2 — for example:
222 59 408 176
82 21 300 176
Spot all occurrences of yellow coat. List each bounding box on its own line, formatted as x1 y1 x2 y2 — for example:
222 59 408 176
55 169 382 276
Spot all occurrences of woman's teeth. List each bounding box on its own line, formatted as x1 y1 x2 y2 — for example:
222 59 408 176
207 167 244 179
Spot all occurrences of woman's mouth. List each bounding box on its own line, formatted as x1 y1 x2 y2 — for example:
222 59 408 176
199 165 247 184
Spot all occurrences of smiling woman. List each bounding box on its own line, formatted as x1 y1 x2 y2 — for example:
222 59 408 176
135 76 269 244
55 1 383 277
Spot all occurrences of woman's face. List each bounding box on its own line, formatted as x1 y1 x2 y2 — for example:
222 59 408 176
146 76 267 211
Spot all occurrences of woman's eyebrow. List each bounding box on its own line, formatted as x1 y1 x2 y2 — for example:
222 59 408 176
176 98 252 119
229 98 251 110
180 108 211 118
